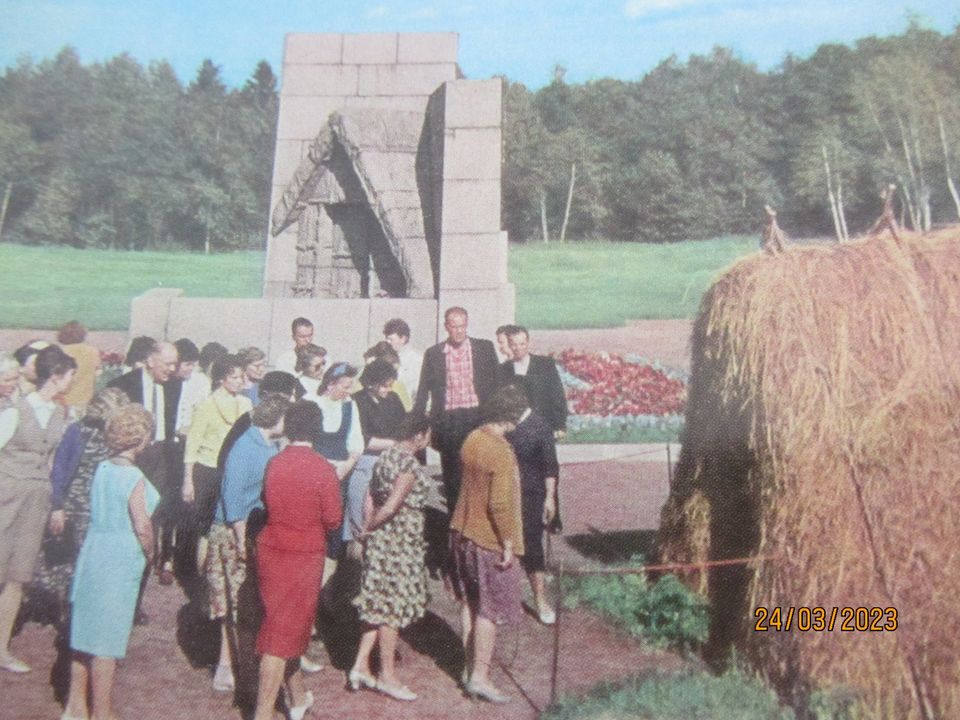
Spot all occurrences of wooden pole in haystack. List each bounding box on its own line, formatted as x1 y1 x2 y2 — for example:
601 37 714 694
868 184 903 244
760 205 786 254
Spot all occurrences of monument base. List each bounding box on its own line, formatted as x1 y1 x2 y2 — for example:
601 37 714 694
129 284 514 366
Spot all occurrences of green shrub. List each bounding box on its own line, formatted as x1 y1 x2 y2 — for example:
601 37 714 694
562 559 708 653
805 686 863 720
543 666 794 720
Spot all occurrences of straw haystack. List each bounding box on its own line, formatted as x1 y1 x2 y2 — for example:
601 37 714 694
659 225 960 719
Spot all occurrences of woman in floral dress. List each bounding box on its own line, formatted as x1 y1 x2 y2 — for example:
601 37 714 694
347 413 432 702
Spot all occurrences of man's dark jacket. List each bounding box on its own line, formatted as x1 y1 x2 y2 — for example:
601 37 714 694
108 368 183 441
414 337 499 418
499 354 568 432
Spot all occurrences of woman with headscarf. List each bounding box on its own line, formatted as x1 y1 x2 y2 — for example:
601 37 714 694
311 362 363 581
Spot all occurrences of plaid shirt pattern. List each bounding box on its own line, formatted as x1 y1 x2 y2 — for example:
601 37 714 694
443 340 480 410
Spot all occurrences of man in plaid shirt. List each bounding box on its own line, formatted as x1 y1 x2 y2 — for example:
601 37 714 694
414 307 499 509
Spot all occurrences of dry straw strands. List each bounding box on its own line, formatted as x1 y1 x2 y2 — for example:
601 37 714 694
659 225 960 719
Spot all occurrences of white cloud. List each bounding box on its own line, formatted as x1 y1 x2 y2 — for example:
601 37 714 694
623 0 700 18
409 5 441 19
365 4 389 19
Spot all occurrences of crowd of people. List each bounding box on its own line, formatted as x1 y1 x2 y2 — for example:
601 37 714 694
0 306 569 718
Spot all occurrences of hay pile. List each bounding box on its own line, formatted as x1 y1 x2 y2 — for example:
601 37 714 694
659 226 960 719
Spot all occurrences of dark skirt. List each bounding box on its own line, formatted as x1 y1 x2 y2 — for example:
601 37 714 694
448 531 522 625
520 489 546 573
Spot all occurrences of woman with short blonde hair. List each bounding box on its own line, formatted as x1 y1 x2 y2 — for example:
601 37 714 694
63 403 159 720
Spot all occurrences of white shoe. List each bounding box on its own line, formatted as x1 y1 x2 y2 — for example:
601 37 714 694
538 607 557 625
348 668 377 691
465 680 510 703
300 654 324 673
289 690 314 720
0 655 31 673
375 680 417 701
212 663 234 691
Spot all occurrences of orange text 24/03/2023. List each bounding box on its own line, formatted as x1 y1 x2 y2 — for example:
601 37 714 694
753 606 898 632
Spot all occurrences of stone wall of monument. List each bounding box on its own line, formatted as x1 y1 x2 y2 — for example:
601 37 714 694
130 33 514 361
264 32 460 298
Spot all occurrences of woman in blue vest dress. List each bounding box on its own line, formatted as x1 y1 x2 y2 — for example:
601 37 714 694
63 405 159 720
310 362 363 585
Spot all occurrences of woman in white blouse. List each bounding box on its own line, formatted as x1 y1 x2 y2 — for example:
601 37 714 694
0 346 76 673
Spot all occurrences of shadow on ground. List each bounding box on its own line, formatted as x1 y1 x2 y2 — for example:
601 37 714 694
564 529 659 564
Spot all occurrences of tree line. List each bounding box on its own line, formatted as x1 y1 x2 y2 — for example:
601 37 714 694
1 22 958 251
505 21 960 243
0 50 277 252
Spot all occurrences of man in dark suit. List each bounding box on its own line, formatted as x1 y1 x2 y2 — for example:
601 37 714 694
109 340 184 587
500 325 568 437
414 307 499 510
109 340 182 439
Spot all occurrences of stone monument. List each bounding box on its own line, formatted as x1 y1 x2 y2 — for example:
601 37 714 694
130 32 514 363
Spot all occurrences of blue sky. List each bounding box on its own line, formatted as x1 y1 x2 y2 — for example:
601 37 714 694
0 1 956 88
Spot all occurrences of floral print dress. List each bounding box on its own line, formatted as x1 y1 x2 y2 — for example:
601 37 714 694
34 424 108 602
353 445 430 629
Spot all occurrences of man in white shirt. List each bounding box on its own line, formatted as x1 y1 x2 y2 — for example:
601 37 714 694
383 318 422 403
499 325 568 438
273 317 315 374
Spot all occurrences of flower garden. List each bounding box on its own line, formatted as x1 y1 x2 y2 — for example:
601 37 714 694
554 350 686 444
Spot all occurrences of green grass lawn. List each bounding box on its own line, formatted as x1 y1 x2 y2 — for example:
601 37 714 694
0 245 264 330
0 237 757 330
510 235 757 328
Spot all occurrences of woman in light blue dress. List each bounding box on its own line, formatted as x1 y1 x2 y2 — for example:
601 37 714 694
62 404 159 720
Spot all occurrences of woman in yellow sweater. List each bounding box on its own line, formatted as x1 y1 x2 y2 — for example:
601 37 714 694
448 384 528 704
182 355 252 574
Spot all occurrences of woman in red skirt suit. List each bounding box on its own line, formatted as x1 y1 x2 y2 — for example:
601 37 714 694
253 400 342 720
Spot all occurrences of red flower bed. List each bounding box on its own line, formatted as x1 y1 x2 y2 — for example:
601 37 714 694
556 350 686 417
100 349 125 367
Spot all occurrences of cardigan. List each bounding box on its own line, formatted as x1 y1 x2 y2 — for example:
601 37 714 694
449 427 524 556
184 388 252 468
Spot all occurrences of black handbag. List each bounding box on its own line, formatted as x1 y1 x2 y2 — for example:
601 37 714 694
42 523 76 567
